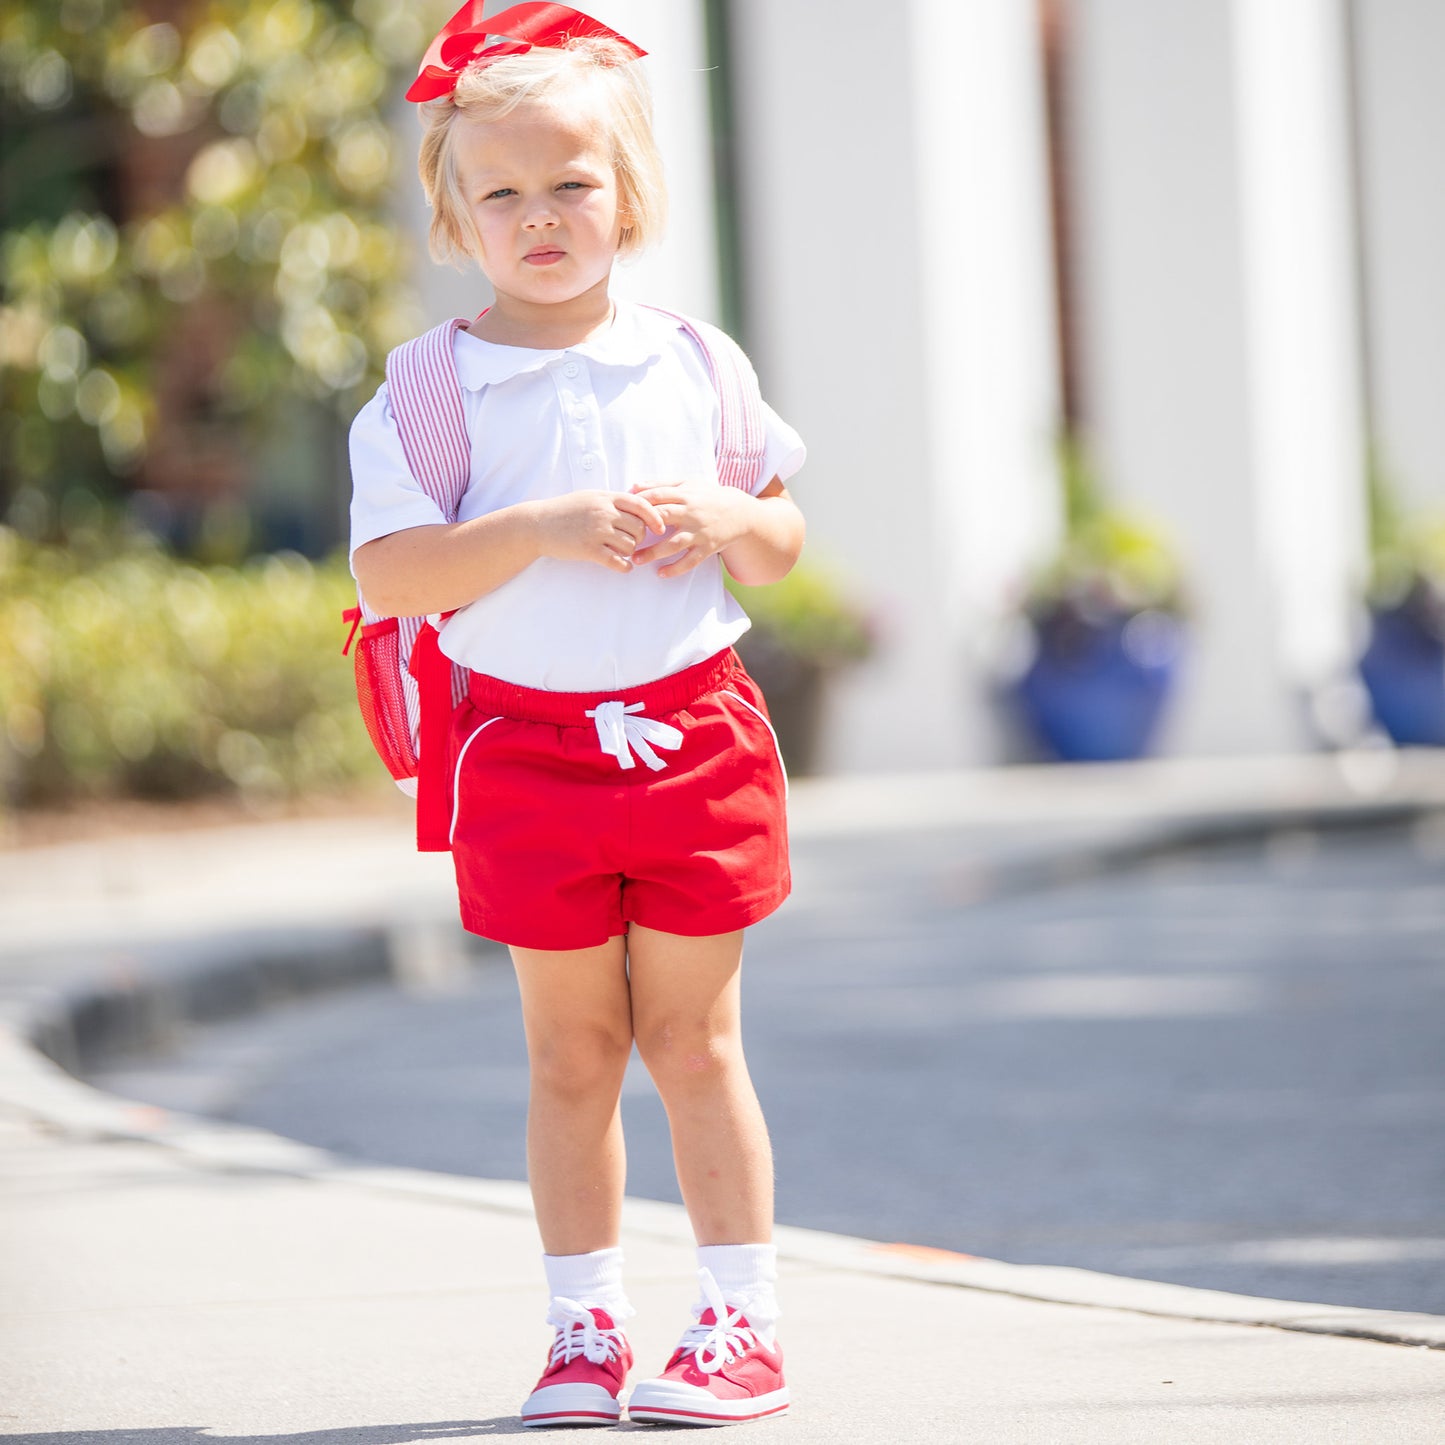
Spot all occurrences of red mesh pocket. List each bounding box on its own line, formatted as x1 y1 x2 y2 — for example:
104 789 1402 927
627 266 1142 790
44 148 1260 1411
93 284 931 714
352 617 419 781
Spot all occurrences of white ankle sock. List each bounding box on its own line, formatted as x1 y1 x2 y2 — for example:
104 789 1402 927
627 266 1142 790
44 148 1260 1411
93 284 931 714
542 1247 632 1320
696 1243 780 1335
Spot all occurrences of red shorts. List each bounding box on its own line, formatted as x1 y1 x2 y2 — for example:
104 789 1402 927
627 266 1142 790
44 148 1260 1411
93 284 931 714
446 649 790 951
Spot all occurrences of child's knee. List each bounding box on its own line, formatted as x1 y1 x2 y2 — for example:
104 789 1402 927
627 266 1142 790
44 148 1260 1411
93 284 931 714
530 1023 632 1102
635 1018 742 1093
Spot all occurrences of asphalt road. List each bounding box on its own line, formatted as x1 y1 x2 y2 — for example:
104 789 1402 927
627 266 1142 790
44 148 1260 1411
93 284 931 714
92 819 1445 1316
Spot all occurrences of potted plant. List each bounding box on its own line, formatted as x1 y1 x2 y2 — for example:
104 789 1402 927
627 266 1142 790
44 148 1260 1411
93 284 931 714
1357 459 1445 746
728 562 874 775
1010 437 1187 762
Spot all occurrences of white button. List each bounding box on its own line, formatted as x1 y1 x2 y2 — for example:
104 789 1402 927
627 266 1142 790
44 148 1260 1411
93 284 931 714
581 454 597 470
572 404 587 420
563 361 580 378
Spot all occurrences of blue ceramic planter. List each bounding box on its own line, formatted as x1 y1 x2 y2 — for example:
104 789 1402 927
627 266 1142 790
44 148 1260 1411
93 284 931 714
1015 607 1183 763
1358 604 1445 746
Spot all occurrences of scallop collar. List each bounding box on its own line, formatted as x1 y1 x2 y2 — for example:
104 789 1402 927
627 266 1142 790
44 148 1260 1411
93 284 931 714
453 301 668 390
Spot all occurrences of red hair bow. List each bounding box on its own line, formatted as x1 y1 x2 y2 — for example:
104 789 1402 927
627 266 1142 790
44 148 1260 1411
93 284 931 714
405 2 646 103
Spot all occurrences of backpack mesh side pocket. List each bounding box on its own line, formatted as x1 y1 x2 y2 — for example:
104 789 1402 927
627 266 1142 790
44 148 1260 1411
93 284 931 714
352 617 419 781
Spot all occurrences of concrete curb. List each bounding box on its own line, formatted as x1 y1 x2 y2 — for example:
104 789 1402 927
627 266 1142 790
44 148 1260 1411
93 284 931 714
4 762 1444 1354
18 926 395 1077
23 782 1442 1079
5 1030 1443 1353
933 799 1438 909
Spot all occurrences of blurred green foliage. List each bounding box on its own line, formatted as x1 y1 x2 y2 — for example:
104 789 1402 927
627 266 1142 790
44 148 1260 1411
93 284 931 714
1029 434 1185 618
1367 450 1445 608
0 0 428 537
726 562 874 670
0 528 374 806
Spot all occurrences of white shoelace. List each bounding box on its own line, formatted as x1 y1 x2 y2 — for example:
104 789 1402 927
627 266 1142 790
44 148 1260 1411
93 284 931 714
674 1268 760 1375
584 700 683 772
545 1297 628 1366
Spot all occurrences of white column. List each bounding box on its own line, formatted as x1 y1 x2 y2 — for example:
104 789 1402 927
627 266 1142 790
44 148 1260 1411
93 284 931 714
730 0 1061 768
1232 0 1369 691
1067 0 1366 754
1353 0 1445 510
727 0 949 768
599 0 720 320
909 0 1064 755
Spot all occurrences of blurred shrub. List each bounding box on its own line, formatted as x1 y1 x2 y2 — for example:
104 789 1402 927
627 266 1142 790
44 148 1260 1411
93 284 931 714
727 562 875 775
0 528 374 806
1027 434 1185 621
1366 451 1445 629
0 0 425 538
727 563 875 672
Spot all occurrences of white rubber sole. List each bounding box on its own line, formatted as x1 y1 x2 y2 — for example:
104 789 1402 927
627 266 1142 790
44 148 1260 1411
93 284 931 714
627 1382 791 1426
520 1381 622 1427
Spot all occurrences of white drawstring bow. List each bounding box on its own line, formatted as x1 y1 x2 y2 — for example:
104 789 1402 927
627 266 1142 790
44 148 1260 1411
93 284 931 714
585 700 683 772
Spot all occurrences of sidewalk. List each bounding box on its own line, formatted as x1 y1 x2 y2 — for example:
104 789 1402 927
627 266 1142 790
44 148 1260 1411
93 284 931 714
4 753 1445 1440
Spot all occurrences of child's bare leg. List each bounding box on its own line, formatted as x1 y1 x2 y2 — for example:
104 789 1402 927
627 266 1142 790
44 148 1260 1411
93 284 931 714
510 936 633 1255
628 924 773 1244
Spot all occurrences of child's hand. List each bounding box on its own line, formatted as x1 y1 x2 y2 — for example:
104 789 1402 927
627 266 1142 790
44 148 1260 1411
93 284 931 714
533 490 668 572
629 484 747 578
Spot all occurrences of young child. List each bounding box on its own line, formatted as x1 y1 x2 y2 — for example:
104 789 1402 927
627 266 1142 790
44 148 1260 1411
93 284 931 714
347 4 804 1429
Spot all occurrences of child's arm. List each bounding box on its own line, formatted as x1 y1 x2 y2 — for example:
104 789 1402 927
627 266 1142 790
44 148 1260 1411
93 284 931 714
629 479 805 586
353 489 668 617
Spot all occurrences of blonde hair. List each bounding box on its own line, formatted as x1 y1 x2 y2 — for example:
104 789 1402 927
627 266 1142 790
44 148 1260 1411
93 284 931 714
417 38 665 268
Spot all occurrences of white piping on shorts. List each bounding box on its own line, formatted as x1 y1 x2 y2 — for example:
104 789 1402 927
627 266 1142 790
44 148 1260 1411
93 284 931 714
721 690 789 802
450 716 505 847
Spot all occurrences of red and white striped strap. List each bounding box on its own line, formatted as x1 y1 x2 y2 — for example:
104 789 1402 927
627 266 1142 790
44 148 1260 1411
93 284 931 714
364 318 475 801
643 306 768 492
384 314 474 710
385 317 473 518
357 316 472 636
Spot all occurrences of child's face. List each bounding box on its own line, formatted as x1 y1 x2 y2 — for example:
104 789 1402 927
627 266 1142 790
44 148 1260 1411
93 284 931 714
452 101 623 314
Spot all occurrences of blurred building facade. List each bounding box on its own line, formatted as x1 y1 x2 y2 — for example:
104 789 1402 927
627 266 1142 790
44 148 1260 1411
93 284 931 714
403 0 1441 771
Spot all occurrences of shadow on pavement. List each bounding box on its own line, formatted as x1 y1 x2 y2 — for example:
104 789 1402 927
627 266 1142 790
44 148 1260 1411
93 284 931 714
6 1422 535 1444
5 1421 726 1442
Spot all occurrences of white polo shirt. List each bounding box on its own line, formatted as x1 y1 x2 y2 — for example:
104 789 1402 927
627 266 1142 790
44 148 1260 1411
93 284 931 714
348 302 805 692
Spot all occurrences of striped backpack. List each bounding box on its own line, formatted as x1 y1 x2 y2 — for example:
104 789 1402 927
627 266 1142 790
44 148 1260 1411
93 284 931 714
342 307 768 852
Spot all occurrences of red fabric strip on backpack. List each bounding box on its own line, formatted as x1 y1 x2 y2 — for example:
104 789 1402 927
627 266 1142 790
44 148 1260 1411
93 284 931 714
409 618 459 851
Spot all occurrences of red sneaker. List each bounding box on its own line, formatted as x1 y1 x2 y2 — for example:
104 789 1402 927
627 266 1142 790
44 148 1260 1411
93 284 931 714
520 1299 632 1428
627 1270 789 1426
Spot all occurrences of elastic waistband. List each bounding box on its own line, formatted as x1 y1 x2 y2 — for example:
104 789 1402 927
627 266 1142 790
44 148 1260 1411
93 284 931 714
467 649 738 727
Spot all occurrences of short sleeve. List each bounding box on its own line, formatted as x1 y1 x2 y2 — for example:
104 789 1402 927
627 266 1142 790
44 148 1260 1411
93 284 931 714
756 399 805 495
347 382 451 571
